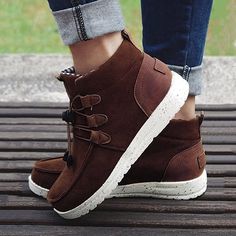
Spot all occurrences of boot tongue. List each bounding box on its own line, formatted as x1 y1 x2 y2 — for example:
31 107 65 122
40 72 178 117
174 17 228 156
74 38 143 95
57 67 79 99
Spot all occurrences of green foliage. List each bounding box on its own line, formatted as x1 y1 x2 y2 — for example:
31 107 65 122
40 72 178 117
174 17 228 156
0 0 67 53
205 0 236 55
0 0 235 55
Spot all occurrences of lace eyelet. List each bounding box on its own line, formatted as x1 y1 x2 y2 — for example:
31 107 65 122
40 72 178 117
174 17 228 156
66 155 74 167
63 151 69 161
62 110 75 123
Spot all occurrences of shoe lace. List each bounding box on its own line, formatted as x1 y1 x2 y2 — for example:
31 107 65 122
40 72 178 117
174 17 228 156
59 70 111 167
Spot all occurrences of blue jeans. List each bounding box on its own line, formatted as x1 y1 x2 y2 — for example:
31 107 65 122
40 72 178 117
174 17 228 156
47 0 213 95
48 0 97 11
141 0 213 95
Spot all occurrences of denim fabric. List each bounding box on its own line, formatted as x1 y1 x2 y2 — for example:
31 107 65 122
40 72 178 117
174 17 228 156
48 0 98 11
49 0 124 44
141 0 213 95
48 0 212 95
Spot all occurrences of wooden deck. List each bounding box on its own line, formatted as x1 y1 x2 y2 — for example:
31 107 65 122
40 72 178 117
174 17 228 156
0 103 235 236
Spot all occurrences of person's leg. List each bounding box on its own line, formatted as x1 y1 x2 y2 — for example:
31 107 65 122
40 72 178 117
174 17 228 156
48 0 124 74
41 0 189 219
30 1 211 216
69 32 123 74
141 0 213 120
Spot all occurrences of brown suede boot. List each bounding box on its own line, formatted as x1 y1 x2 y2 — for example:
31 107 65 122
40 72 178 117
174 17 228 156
29 66 78 198
111 115 207 199
29 115 207 200
30 34 189 219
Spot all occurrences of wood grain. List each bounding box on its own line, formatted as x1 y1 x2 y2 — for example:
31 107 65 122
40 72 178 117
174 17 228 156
0 103 235 235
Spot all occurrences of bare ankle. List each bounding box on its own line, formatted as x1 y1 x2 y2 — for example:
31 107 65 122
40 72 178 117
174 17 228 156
174 95 196 120
69 32 123 74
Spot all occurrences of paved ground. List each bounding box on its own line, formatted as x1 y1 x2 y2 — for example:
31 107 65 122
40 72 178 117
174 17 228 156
0 55 235 104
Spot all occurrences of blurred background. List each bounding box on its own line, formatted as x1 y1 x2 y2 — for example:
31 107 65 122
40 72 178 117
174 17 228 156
0 0 235 104
0 0 235 55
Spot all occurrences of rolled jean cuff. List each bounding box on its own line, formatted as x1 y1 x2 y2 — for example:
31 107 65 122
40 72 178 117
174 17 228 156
168 64 203 96
53 0 125 45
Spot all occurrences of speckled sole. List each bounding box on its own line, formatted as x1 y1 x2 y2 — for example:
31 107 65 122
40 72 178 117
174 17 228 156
28 175 49 199
110 169 207 200
29 169 207 201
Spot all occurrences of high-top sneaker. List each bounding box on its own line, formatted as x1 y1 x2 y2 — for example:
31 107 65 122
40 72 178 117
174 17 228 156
31 34 189 219
111 115 207 199
28 67 78 198
29 114 207 200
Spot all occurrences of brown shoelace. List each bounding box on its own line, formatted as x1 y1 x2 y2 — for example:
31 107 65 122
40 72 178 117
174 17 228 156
62 93 111 167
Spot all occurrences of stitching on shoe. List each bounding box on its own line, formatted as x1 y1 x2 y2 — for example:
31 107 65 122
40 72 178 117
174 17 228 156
161 140 204 181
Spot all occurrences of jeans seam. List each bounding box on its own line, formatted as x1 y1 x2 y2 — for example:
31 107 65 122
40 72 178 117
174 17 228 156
183 0 194 73
71 0 88 41
72 7 82 41
183 65 191 81
75 5 88 40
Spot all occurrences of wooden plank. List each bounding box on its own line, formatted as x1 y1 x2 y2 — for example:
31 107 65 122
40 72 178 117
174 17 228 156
1 118 236 127
0 152 62 160
0 195 48 209
0 102 67 108
0 152 235 165
199 188 236 201
0 109 235 121
0 226 234 236
207 155 236 164
204 145 236 155
0 118 64 125
202 135 236 144
0 103 235 110
1 125 236 134
1 175 235 189
0 132 66 141
0 108 64 118
0 182 31 194
207 177 236 188
1 102 235 110
0 195 236 214
1 134 236 145
0 161 34 172
0 142 235 154
196 104 236 111
0 160 235 178
0 210 235 228
188 111 236 121
1 175 236 188
202 120 236 127
206 165 236 177
1 132 236 144
82 198 233 213
0 173 29 182
0 141 67 152
0 102 235 232
0 124 66 132
100 198 236 213
0 182 235 200
0 102 67 109
0 226 235 236
201 127 236 135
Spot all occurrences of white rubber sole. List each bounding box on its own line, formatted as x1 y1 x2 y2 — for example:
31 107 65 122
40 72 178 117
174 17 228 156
29 169 207 201
52 72 188 219
110 170 207 200
28 175 49 199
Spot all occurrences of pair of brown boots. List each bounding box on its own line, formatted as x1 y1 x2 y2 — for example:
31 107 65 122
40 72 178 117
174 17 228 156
29 33 207 219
